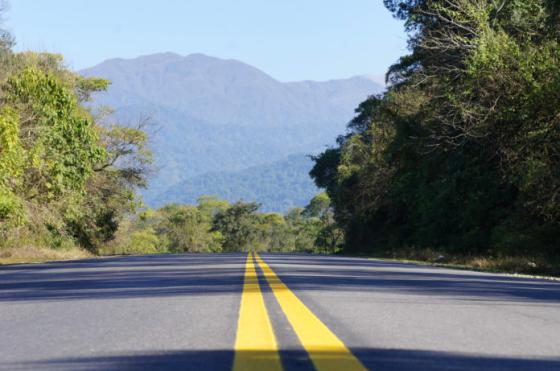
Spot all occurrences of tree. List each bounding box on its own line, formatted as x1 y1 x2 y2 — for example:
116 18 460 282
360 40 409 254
0 1 14 54
211 202 261 252
311 0 560 258
3 67 104 201
0 50 153 253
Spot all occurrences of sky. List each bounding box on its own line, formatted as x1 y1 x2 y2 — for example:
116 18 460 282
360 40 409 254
4 0 407 83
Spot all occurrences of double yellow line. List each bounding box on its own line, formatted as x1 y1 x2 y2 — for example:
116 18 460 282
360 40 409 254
233 252 367 371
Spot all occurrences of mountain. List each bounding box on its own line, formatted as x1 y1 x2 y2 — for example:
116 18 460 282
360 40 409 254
159 154 318 212
81 53 383 211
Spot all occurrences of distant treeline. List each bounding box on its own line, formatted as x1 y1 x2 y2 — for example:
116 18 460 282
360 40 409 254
102 194 342 255
311 0 560 262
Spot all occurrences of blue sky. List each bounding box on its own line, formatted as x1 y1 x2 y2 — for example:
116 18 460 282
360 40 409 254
5 0 407 82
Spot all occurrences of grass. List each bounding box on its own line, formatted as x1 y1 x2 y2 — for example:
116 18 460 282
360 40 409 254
0 245 92 265
355 247 560 280
0 226 93 265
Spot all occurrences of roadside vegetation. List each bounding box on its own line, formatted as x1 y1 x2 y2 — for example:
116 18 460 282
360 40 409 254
311 0 560 275
0 7 152 263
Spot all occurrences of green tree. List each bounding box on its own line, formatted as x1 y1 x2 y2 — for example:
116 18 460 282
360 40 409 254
311 0 560 259
68 119 153 251
3 67 104 201
0 48 153 253
211 201 261 252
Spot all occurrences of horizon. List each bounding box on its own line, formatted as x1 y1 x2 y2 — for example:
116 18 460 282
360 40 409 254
82 51 387 85
5 0 406 83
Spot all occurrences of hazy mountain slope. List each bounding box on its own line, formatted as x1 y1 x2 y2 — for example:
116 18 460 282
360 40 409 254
82 53 381 127
81 53 383 211
158 154 318 212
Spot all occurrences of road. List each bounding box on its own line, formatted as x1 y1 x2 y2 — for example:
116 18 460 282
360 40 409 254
1 253 559 370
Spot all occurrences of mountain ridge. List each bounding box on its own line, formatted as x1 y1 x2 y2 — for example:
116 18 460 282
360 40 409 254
81 53 383 211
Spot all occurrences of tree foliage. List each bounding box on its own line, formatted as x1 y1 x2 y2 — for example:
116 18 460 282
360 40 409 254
108 195 341 255
311 0 560 258
0 21 152 253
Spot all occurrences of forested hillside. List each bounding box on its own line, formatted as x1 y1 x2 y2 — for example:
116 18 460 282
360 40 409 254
311 0 560 272
157 154 318 212
81 53 383 211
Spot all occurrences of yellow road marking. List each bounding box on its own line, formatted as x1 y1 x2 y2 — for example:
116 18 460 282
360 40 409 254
233 253 282 371
255 253 368 371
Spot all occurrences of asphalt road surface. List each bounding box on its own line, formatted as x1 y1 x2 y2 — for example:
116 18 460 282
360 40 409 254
1 253 559 370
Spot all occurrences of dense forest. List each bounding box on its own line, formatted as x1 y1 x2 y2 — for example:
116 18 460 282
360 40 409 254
311 0 560 270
